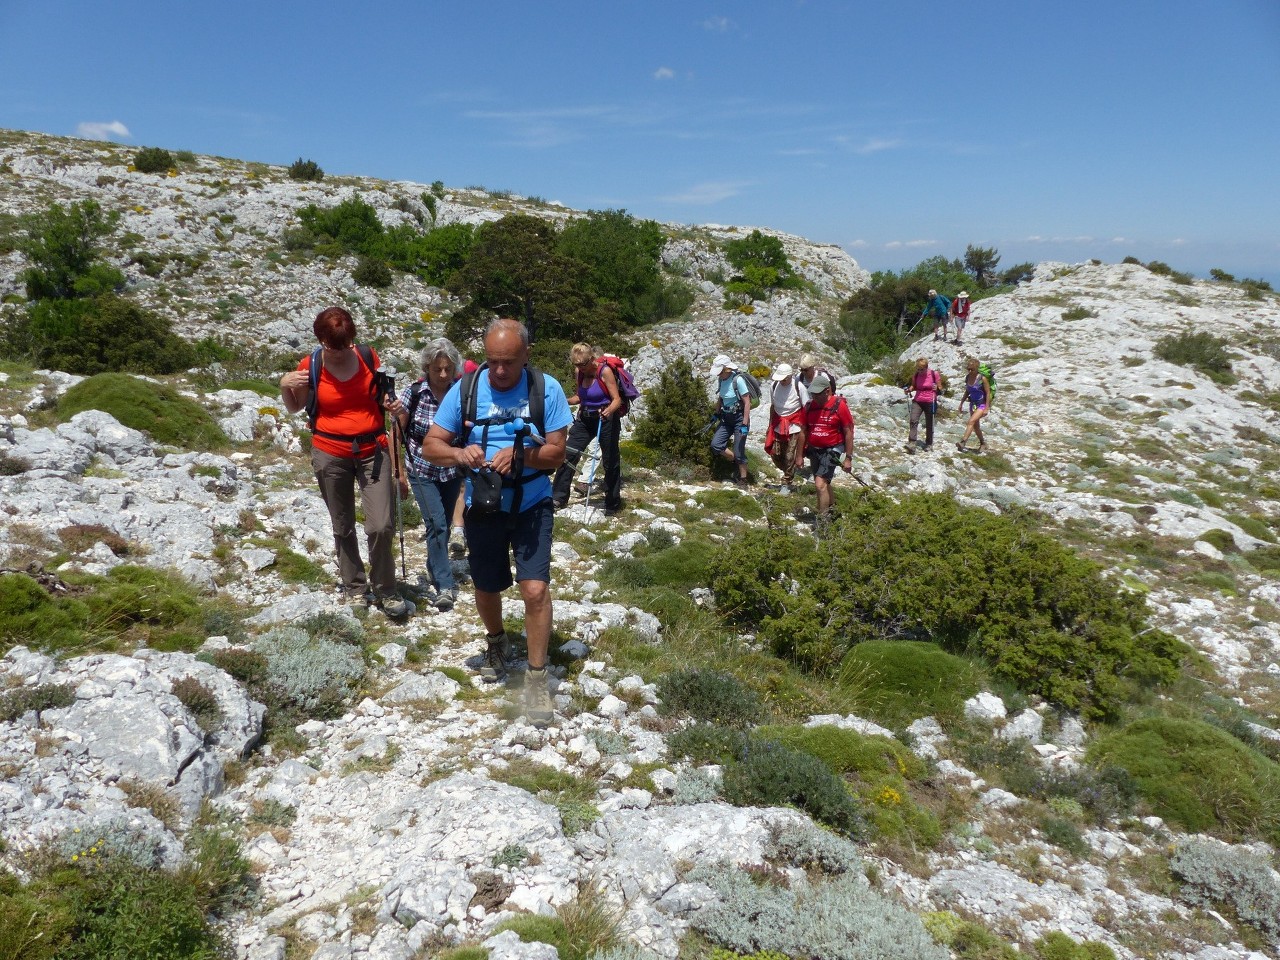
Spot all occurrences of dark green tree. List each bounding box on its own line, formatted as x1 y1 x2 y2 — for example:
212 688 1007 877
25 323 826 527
19 200 123 301
5 295 195 374
133 146 174 173
287 158 324 182
297 195 384 253
448 214 606 344
721 229 803 304
557 209 666 325
963 244 1001 287
632 357 715 467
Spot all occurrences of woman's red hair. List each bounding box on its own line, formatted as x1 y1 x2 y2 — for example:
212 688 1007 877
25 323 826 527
314 307 356 348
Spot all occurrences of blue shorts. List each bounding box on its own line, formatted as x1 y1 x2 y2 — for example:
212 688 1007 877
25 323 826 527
465 498 554 592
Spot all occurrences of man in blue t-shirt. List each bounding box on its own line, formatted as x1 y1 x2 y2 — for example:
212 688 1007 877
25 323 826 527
421 318 571 727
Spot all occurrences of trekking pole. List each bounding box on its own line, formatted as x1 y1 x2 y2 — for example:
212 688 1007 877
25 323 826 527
389 415 408 581
582 417 604 516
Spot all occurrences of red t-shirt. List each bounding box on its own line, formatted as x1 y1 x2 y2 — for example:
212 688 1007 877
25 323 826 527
299 348 387 458
804 395 854 448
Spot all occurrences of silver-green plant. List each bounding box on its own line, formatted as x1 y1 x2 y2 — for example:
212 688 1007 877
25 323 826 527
252 626 366 712
1171 839 1280 939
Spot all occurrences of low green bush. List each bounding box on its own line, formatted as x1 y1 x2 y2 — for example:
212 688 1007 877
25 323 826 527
1171 838 1280 940
59 373 227 450
837 640 980 726
599 540 717 594
352 255 392 288
755 724 938 846
5 294 195 375
1032 931 1117 960
667 723 749 765
656 668 765 728
1088 716 1280 843
689 864 946 959
631 357 716 469
922 911 1019 959
0 821 250 960
712 492 1185 721
0 682 75 722
132 146 173 173
721 739 864 836
287 157 324 182
1154 330 1236 384
0 566 210 657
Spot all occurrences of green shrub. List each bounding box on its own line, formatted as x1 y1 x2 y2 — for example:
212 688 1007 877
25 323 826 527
132 146 174 173
1210 268 1235 282
0 682 75 722
721 739 864 836
287 157 324 182
712 492 1184 721
1039 815 1089 857
170 676 223 732
1061 306 1094 321
672 768 721 804
1171 838 1280 940
252 626 367 718
668 723 750 765
1003 764 1138 824
1088 716 1280 843
59 374 227 449
689 865 946 959
0 573 88 654
656 668 765 728
631 357 716 468
14 199 121 302
1032 932 1117 960
837 640 980 726
1146 260 1173 276
1154 330 1236 384
6 295 194 374
352 255 392 288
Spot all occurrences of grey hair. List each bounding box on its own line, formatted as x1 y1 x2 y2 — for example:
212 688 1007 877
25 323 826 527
419 337 462 374
484 317 530 348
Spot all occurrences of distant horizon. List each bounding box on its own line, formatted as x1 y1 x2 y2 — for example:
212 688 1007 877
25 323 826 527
1 1 1276 286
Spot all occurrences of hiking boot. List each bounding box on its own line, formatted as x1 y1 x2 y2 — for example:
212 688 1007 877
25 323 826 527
955 441 966 452
448 527 467 558
378 595 409 619
479 633 511 682
978 443 987 453
904 442 916 454
434 587 457 612
341 586 372 608
524 667 554 728
603 502 622 517
923 444 933 452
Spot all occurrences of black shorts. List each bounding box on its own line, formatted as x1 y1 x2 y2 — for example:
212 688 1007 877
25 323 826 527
807 444 845 481
465 498 554 593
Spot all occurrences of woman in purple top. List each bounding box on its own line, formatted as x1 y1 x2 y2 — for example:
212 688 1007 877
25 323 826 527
551 343 623 514
956 357 990 452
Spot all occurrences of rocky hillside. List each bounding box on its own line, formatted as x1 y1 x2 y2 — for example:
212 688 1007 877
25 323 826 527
2 130 1279 960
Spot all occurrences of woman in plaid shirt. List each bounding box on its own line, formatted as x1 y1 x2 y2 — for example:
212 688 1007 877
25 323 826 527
397 338 465 611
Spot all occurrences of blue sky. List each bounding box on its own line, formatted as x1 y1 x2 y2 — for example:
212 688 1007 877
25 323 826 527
3 0 1278 283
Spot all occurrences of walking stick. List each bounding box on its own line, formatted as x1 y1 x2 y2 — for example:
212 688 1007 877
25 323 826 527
389 415 408 581
583 417 604 515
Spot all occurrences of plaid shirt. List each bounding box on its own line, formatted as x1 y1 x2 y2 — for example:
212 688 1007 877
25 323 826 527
398 380 460 482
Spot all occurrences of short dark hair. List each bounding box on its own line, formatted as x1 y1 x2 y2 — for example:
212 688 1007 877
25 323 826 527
314 306 356 348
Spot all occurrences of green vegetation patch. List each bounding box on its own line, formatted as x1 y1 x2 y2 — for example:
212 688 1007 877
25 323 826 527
1154 330 1236 385
59 374 227 450
1088 716 1280 843
712 492 1185 721
837 640 981 727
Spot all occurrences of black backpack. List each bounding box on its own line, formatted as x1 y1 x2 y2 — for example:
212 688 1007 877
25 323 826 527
454 363 550 518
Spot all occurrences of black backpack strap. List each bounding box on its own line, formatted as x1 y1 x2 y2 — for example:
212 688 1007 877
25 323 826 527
305 346 324 430
454 367 481 448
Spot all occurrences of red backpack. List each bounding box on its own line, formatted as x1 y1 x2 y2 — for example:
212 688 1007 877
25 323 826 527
582 355 640 416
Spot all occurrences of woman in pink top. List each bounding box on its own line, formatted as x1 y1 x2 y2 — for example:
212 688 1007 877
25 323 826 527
904 358 941 453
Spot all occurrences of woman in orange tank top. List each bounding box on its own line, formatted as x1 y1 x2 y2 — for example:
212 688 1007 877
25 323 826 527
279 306 408 617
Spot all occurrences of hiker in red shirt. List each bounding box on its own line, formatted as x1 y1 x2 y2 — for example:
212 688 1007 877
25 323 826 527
950 291 971 346
802 373 854 519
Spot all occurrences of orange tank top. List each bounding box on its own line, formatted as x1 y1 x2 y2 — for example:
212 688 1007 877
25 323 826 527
299 348 387 458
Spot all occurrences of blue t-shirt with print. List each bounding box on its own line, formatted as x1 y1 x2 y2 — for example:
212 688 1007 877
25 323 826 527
433 368 573 512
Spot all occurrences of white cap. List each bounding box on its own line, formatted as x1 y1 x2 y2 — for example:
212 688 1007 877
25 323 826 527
710 354 737 377
771 363 794 382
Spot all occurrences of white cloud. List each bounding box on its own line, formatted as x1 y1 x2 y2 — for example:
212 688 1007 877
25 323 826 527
659 180 751 204
777 147 821 156
653 67 675 80
852 137 901 156
904 239 935 248
845 239 868 248
76 120 130 141
702 16 731 31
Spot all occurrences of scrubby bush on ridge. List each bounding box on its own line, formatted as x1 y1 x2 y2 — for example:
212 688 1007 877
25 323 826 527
1171 838 1280 940
1154 330 1236 384
287 157 324 181
58 373 227 449
132 146 174 173
711 492 1186 721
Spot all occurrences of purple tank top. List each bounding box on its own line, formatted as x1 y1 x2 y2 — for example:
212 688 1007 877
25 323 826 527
578 372 610 410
